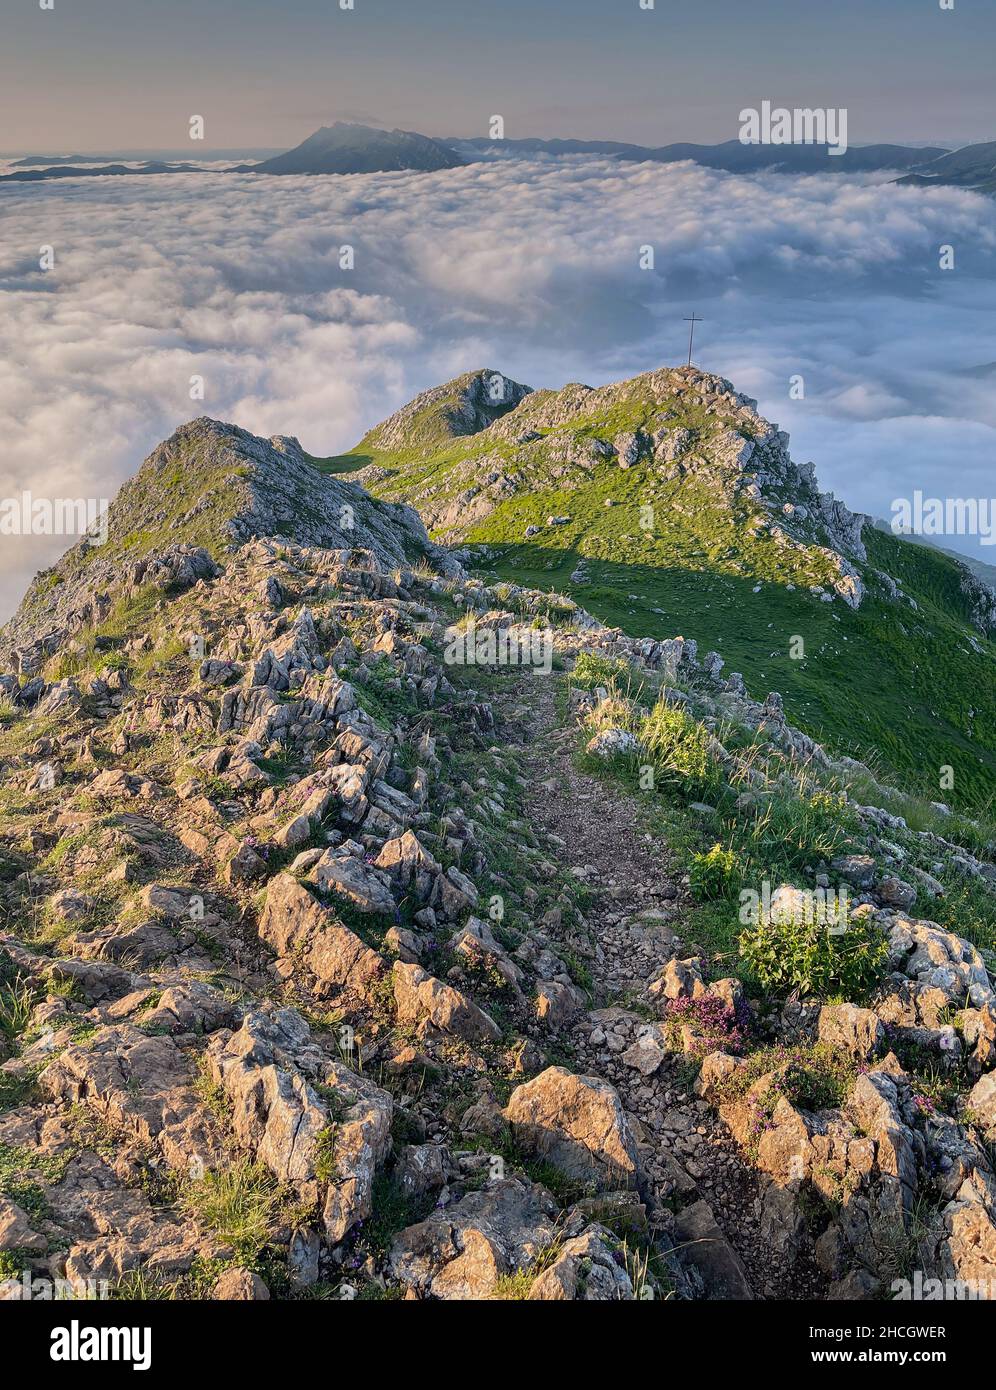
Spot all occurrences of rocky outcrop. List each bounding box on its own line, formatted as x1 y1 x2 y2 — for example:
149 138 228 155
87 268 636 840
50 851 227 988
207 1008 393 1244
388 1179 556 1299
257 873 385 1000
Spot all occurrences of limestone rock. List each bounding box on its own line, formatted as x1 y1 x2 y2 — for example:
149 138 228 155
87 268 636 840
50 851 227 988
817 1002 884 1061
388 1179 556 1300
392 961 501 1044
528 1225 636 1300
504 1066 641 1193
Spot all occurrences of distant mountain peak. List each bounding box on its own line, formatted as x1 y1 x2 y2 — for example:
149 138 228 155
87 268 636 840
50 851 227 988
250 123 466 176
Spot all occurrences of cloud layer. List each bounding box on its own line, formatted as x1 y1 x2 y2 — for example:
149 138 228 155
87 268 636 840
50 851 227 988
2 156 996 619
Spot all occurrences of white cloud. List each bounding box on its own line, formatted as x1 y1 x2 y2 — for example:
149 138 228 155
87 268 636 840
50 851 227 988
1 157 996 620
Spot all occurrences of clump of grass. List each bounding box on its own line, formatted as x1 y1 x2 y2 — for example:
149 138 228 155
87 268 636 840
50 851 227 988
571 651 631 690
0 1068 42 1113
193 1058 233 1124
638 698 723 799
314 1126 339 1183
181 1160 281 1260
490 1269 536 1300
0 976 35 1040
112 1268 180 1300
726 753 859 879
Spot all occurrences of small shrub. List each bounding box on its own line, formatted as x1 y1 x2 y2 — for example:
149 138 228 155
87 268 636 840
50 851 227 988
738 909 888 999
716 1042 857 1113
689 843 741 900
663 993 750 1055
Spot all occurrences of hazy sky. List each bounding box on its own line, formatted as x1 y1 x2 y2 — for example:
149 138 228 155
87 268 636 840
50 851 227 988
1 0 994 153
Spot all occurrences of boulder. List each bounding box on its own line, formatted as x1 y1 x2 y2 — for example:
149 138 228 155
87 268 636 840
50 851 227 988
0 1198 48 1254
967 1073 996 1138
672 1199 753 1299
395 1144 453 1200
817 1003 884 1062
878 876 917 912
212 1268 270 1300
528 1225 636 1300
503 1066 641 1193
41 1025 224 1172
534 980 584 1030
888 918 994 1009
388 1179 557 1300
258 872 384 998
392 962 501 1044
585 728 639 760
311 848 396 916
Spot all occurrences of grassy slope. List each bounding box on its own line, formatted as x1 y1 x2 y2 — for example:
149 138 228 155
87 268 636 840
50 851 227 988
322 386 996 813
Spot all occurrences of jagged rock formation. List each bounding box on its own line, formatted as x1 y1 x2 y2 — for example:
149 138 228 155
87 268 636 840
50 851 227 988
0 417 452 677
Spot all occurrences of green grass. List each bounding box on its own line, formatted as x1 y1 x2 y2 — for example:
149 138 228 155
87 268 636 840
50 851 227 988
181 1160 286 1261
0 1141 67 1221
0 975 34 1039
479 526 996 812
349 656 420 729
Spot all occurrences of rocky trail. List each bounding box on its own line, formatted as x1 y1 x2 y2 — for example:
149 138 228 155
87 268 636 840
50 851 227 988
501 669 824 1299
2 394 996 1303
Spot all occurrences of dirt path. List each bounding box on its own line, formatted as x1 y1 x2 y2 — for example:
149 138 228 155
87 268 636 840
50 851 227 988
500 671 824 1300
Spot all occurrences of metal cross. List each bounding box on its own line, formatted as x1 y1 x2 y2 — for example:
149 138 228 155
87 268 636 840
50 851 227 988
683 313 702 367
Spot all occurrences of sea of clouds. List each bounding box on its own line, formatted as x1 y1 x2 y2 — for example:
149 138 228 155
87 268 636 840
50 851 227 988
1 154 995 620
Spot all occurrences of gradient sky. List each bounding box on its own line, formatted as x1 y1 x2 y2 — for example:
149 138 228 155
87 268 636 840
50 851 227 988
2 0 994 153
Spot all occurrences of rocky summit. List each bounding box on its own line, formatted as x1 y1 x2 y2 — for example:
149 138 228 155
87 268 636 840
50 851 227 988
2 369 996 1303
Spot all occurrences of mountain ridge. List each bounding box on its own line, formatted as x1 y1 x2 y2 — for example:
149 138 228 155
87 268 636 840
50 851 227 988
16 130 996 185
2 372 996 1303
326 364 996 808
450 135 952 174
